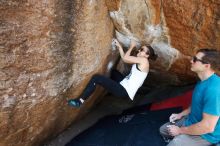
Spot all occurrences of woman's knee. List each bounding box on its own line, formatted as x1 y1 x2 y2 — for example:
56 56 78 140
91 74 102 81
91 74 108 85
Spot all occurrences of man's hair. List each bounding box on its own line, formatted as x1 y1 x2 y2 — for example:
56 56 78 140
197 48 220 71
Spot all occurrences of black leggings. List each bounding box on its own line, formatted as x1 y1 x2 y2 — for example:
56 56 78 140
79 70 128 100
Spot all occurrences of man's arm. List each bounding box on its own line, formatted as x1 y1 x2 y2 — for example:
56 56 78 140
180 107 191 117
180 113 219 135
169 106 191 123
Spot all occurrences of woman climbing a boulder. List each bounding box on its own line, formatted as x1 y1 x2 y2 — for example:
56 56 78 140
67 39 157 108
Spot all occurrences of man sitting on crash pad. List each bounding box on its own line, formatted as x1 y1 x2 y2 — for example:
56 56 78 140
159 49 220 146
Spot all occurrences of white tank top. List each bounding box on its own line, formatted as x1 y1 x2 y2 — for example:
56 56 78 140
120 64 148 100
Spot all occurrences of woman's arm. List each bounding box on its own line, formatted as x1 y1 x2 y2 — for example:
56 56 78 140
123 41 147 64
114 39 125 59
115 39 146 64
122 40 136 63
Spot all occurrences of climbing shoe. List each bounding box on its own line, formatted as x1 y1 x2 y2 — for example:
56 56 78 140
67 99 82 108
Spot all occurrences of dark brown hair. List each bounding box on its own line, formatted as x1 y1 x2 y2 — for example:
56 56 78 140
145 45 158 61
197 48 220 71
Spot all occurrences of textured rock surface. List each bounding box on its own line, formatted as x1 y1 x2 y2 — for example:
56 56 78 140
109 0 220 85
0 0 114 146
1 0 220 146
105 0 121 11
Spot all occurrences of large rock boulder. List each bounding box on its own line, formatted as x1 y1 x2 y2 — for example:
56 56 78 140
108 0 220 85
1 0 220 146
0 0 114 146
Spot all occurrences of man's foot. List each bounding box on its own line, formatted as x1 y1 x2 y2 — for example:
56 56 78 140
67 99 82 108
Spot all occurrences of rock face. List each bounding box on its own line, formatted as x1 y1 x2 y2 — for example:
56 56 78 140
0 0 114 146
0 0 220 146
109 0 220 85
